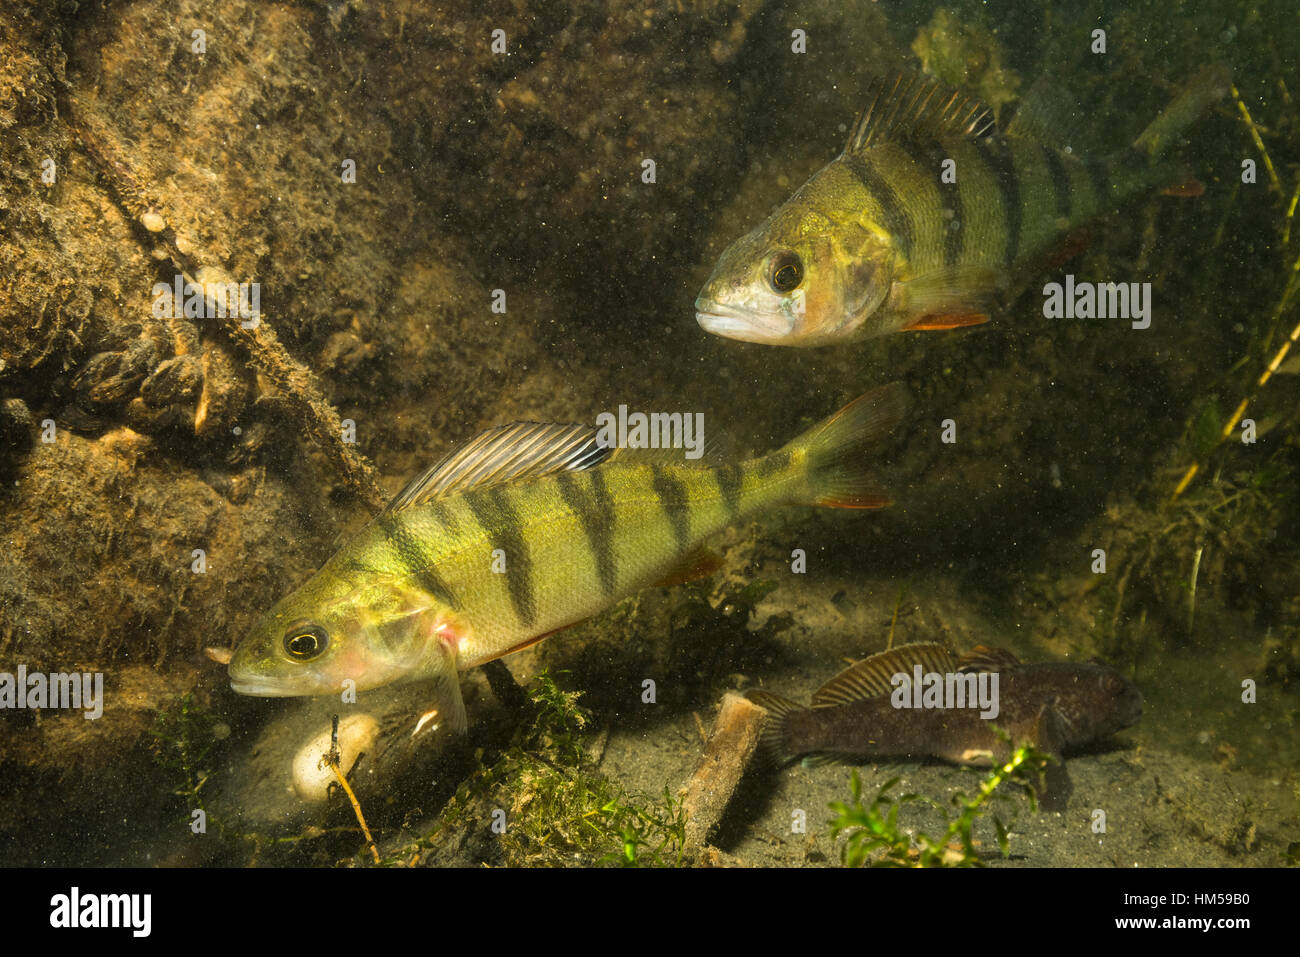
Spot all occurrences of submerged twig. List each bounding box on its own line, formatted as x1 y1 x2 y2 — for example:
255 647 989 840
1173 251 1300 500
1231 83 1282 195
324 714 381 864
65 95 387 512
1187 544 1204 635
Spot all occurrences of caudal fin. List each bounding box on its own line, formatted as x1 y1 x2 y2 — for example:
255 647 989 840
1132 64 1231 161
785 381 910 509
746 689 807 766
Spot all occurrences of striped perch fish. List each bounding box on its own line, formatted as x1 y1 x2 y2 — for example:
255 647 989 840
695 68 1229 346
228 383 910 733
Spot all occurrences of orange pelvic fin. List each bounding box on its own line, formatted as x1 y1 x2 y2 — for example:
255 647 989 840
483 623 587 663
903 312 990 331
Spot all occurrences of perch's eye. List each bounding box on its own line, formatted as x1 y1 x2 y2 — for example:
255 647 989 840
769 252 804 293
283 623 329 660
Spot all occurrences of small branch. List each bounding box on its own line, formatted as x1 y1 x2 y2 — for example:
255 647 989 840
324 714 381 865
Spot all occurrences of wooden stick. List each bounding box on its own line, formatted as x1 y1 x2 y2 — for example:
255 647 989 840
680 693 765 849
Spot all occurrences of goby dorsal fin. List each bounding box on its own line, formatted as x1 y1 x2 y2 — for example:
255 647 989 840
383 421 612 513
956 644 1022 673
811 642 957 709
845 73 995 154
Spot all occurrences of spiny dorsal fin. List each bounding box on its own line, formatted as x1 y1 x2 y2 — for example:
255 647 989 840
811 642 956 708
845 73 995 154
955 644 1022 673
383 421 612 513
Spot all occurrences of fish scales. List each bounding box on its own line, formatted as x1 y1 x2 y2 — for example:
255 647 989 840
845 136 1103 279
276 461 789 677
228 382 911 732
696 68 1229 346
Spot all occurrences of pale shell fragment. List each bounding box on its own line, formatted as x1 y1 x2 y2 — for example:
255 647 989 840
290 714 380 802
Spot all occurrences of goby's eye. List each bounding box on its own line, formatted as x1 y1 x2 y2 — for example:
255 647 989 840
283 622 329 660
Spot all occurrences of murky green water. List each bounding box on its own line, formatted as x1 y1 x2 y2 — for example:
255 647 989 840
0 0 1296 869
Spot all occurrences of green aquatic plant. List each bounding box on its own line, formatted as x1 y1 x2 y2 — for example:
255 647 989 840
1097 456 1294 665
829 743 1048 868
386 671 686 867
147 691 222 813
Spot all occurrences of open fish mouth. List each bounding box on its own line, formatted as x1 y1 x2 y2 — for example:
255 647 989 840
694 299 792 343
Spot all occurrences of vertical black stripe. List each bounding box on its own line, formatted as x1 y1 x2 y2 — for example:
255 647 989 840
972 136 1022 267
650 466 690 552
429 500 460 539
556 471 618 598
897 137 964 269
842 153 914 262
714 463 743 519
377 513 461 610
463 487 536 628
1040 145 1073 221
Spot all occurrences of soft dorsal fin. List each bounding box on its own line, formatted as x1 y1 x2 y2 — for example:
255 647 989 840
383 421 613 513
845 73 995 154
811 642 956 708
1003 75 1086 150
956 644 1022 673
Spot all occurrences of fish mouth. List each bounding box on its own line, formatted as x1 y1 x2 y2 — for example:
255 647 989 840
230 676 299 697
695 299 792 343
229 667 321 697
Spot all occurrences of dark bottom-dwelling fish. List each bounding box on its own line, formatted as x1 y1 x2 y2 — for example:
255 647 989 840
228 383 910 734
748 643 1142 809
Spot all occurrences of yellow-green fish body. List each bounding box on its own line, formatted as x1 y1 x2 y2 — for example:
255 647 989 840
229 384 909 731
695 69 1229 346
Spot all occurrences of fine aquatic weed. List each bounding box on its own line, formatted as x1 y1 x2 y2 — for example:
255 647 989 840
147 690 223 814
829 743 1049 867
391 671 687 867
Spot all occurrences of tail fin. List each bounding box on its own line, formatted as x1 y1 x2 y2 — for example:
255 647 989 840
785 381 910 509
1132 64 1231 161
746 690 807 766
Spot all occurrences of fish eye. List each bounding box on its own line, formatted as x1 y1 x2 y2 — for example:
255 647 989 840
283 622 329 660
768 252 804 293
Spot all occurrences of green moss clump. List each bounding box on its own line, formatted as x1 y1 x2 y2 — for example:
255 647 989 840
385 672 686 867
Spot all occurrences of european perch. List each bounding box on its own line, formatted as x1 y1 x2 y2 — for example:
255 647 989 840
229 384 911 733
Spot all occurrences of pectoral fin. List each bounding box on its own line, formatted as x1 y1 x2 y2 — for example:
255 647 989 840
893 266 1003 332
1028 699 1071 811
412 672 468 737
